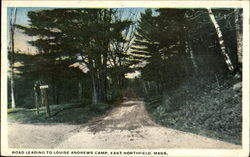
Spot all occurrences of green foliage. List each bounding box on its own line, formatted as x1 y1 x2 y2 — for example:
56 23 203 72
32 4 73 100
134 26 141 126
145 75 242 144
12 8 243 107
131 9 194 91
8 103 112 124
9 52 88 107
13 8 134 105
130 8 242 97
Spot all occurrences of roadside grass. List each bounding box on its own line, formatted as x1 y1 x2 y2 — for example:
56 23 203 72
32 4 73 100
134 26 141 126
145 75 242 145
8 103 112 124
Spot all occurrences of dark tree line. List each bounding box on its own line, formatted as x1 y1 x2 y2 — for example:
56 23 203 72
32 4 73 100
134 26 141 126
9 8 242 108
130 8 242 95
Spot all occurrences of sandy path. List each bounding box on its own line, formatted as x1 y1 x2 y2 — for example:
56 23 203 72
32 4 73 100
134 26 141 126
8 123 80 148
8 100 241 149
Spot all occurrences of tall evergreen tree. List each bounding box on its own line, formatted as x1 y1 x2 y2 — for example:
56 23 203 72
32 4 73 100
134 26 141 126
130 9 193 92
16 8 133 104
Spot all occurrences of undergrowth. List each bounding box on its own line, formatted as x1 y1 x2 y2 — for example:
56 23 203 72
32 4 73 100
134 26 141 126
145 75 242 145
8 103 112 124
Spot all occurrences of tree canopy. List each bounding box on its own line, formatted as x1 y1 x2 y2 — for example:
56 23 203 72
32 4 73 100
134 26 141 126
10 8 242 107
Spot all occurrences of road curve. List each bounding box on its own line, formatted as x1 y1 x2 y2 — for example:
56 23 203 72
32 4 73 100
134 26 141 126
8 100 241 149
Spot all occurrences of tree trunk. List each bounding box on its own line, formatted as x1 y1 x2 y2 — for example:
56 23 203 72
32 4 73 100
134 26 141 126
143 81 148 96
92 74 98 104
34 83 39 115
40 87 44 106
43 89 50 117
187 30 198 72
89 58 99 104
78 81 83 102
10 75 15 108
52 84 58 105
102 52 107 102
188 43 197 71
207 8 234 72
234 8 243 66
179 24 190 76
9 8 17 108
40 88 50 117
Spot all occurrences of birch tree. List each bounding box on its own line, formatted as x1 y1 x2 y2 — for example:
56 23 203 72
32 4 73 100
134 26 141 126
207 8 234 72
9 8 17 108
234 8 243 65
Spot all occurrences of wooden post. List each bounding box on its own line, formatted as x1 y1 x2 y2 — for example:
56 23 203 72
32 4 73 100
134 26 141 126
44 88 50 117
78 81 83 101
40 88 44 107
40 85 50 117
34 82 39 115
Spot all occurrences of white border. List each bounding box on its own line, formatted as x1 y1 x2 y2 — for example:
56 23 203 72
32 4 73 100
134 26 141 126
1 1 249 156
0 0 248 8
1 2 9 156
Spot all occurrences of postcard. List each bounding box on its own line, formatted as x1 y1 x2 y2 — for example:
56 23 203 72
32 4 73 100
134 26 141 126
1 0 249 156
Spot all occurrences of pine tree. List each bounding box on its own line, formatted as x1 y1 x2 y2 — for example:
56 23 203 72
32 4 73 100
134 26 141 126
130 9 193 92
16 8 133 104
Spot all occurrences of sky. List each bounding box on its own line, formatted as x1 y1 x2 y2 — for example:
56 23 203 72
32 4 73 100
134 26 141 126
8 7 146 25
8 7 53 25
8 7 52 53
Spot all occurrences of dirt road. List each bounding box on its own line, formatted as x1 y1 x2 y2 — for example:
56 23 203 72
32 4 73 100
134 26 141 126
8 100 241 149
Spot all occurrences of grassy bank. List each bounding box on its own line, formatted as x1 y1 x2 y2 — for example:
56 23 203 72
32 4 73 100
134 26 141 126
145 75 242 145
8 102 112 124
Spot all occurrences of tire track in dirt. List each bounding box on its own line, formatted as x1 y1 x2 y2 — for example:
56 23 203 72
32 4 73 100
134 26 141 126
56 100 241 149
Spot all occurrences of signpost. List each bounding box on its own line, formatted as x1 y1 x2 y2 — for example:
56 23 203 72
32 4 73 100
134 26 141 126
40 85 49 89
40 85 50 117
